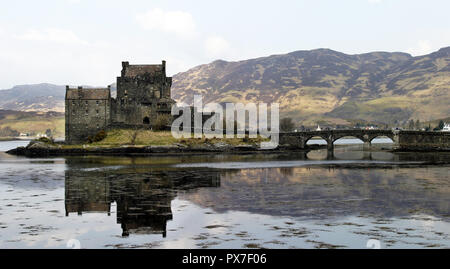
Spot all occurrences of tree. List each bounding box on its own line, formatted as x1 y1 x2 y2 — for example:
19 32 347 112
280 117 295 132
408 119 415 130
45 128 52 137
438 120 445 130
0 126 19 137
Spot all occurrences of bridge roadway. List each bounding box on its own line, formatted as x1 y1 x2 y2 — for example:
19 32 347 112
279 129 450 151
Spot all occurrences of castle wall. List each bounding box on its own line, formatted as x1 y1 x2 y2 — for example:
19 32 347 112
65 87 111 144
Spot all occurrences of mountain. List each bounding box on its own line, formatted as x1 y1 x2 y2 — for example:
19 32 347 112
172 47 450 125
0 83 117 112
0 83 66 112
1 47 449 125
0 110 64 137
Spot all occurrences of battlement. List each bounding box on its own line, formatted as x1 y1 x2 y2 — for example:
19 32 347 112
120 60 167 78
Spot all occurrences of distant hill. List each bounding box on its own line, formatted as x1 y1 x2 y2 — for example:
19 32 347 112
0 83 66 112
1 47 449 125
0 110 64 137
172 47 450 125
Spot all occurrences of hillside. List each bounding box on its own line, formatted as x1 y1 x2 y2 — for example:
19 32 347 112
0 83 66 112
172 47 450 125
0 110 64 137
0 47 449 126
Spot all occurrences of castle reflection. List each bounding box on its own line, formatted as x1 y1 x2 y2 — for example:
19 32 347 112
65 166 221 237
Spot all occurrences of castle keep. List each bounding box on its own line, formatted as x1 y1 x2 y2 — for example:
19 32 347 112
65 61 175 144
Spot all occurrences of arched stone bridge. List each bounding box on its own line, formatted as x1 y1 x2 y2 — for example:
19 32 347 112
279 129 450 151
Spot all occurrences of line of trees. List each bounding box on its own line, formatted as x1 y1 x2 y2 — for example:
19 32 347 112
0 126 20 137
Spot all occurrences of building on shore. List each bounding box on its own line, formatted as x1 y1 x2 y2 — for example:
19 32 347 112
65 61 176 144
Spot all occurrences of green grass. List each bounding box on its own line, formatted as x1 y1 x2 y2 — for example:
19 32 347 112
64 129 268 148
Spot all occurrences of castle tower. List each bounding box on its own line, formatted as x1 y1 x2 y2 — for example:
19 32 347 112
113 61 175 126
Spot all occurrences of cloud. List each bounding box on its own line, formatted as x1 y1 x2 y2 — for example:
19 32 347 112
15 28 88 45
204 35 231 58
136 8 197 39
406 40 435 56
368 0 383 4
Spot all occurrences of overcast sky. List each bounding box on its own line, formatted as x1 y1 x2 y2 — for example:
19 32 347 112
0 0 449 89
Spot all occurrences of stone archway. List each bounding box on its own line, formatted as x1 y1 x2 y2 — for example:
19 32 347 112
143 117 150 125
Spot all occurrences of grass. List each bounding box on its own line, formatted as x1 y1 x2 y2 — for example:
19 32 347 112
91 129 178 146
63 129 268 148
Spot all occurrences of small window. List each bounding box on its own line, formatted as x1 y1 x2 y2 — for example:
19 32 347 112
85 101 88 105
72 101 75 105
96 100 100 105
72 110 76 115
85 110 89 115
96 124 99 129
96 109 99 114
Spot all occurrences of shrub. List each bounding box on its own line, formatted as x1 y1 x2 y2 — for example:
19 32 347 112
280 117 295 132
87 130 107 143
36 137 52 143
153 114 172 131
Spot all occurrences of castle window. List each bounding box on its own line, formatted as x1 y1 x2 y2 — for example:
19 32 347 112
72 110 76 115
85 109 89 115
72 101 75 105
96 109 99 115
96 124 99 129
96 100 100 105
85 101 88 105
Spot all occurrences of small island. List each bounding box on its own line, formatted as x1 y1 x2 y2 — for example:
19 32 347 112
6 129 322 157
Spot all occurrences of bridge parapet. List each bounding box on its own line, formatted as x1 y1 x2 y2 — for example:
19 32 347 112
395 130 450 151
279 130 449 151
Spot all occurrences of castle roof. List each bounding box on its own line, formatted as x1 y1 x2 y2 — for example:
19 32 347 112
122 64 164 77
66 87 110 99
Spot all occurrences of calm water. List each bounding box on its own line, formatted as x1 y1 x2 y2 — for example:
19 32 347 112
0 139 449 249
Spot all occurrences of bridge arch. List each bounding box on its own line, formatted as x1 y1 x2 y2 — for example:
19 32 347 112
305 135 328 145
332 135 365 145
369 135 395 144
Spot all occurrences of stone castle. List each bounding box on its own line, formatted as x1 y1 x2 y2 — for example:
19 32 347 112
65 61 175 143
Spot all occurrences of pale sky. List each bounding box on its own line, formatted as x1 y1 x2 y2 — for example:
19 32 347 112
0 0 449 89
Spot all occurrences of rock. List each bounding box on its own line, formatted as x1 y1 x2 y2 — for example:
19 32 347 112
27 141 57 150
213 142 232 150
173 143 188 148
234 144 257 151
147 145 180 152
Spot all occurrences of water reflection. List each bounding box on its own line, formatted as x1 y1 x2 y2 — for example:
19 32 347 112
182 166 450 219
63 150 450 242
65 164 221 238
0 139 449 248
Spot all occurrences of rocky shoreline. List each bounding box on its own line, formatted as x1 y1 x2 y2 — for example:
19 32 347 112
6 141 319 157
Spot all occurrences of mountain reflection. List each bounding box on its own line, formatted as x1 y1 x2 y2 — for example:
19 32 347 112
181 166 450 219
64 151 450 239
65 167 221 237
